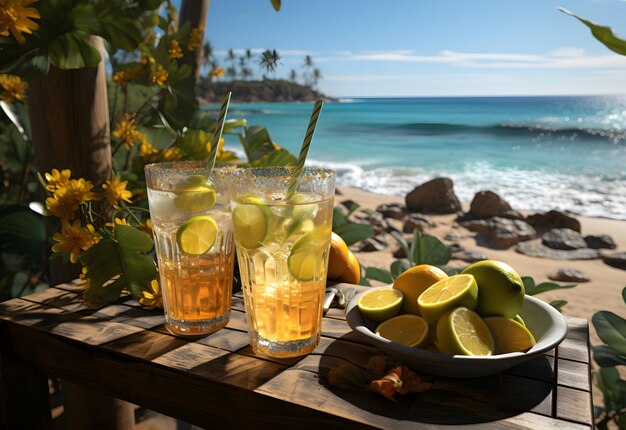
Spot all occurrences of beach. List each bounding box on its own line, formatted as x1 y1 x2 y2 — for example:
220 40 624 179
336 185 626 346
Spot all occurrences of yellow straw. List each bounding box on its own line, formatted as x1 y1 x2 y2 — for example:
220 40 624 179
207 92 232 171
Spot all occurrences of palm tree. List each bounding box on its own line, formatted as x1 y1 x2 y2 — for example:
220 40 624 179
289 69 297 83
202 41 214 68
227 49 236 77
312 68 322 89
302 55 314 87
238 56 246 79
225 66 237 80
259 49 281 78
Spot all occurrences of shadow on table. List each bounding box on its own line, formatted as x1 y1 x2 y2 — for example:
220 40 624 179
318 335 554 426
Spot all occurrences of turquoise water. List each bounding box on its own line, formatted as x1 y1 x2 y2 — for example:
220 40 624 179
222 96 626 220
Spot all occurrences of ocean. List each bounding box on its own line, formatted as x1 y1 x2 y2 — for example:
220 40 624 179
222 96 626 220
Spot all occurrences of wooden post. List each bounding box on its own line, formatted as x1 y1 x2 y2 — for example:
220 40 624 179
179 0 210 81
25 36 134 430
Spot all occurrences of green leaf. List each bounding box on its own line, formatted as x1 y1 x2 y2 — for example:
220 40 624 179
415 235 452 266
359 277 371 287
332 207 347 229
0 207 46 264
390 259 411 280
365 267 394 284
48 32 101 69
250 148 297 167
333 223 374 247
596 367 622 407
560 8 626 56
346 202 360 217
159 69 198 131
80 225 156 307
593 345 626 367
390 231 410 261
525 281 577 296
593 311 626 356
2 49 50 81
622 286 626 305
238 126 278 162
409 228 421 264
549 300 568 312
270 0 281 11
174 129 210 160
522 276 536 293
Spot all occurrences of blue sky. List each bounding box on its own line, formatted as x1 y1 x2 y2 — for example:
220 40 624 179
203 0 626 97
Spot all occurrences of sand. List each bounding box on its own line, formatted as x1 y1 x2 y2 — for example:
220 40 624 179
336 185 626 346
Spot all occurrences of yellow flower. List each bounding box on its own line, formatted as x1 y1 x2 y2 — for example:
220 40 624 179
68 178 96 203
44 168 71 192
139 139 158 156
0 0 40 44
168 39 183 60
138 279 163 310
186 23 205 51
112 70 130 86
78 266 90 291
52 220 97 264
138 218 153 237
151 64 168 87
102 176 133 208
46 188 79 221
159 147 181 161
209 67 224 79
112 113 148 150
0 74 27 103
105 217 130 230
140 54 154 65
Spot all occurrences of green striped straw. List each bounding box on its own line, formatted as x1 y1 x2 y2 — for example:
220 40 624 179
207 92 232 171
284 99 324 201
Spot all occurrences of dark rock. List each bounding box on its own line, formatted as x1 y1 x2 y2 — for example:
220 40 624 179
405 177 461 214
452 247 488 263
526 210 581 233
501 210 525 221
603 252 626 270
376 203 405 220
393 247 406 259
358 213 388 236
469 191 512 219
548 268 590 283
584 234 617 250
340 199 359 211
460 217 537 249
444 230 473 242
515 242 601 260
402 214 435 234
359 237 387 252
542 228 587 250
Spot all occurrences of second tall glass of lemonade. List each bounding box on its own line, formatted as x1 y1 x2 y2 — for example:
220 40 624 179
146 162 234 336
228 168 335 358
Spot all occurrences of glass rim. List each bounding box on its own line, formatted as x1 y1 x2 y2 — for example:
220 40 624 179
144 161 236 174
229 166 336 177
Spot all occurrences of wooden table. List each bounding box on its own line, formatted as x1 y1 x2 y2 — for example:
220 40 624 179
0 281 594 429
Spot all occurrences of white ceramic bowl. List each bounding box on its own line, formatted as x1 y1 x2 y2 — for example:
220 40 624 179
345 286 568 378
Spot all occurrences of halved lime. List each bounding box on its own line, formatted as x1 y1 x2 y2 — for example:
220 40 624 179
436 307 494 356
484 317 536 354
232 203 270 249
287 232 331 281
176 215 218 255
173 186 217 212
358 288 403 322
375 314 429 347
417 274 478 324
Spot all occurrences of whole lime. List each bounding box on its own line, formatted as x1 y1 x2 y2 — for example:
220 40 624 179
462 260 524 318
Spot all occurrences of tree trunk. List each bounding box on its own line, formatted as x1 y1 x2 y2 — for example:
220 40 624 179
179 0 210 81
26 36 134 430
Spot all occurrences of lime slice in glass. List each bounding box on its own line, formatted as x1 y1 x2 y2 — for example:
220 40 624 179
287 232 331 281
173 186 217 213
176 215 218 255
232 203 270 249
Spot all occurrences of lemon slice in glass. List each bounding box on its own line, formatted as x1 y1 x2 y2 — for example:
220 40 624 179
176 215 218 255
287 232 330 281
232 203 270 249
375 314 429 347
357 289 403 322
484 317 536 354
173 186 217 213
436 307 494 356
417 274 478 324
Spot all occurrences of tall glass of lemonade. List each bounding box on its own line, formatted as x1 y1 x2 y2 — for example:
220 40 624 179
228 167 335 358
145 162 234 336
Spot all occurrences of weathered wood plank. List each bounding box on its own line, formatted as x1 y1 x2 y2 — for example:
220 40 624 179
557 338 589 364
0 298 69 326
558 359 591 392
564 316 589 342
555 385 593 426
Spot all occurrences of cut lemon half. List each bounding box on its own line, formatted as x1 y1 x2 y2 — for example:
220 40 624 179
176 215 218 255
232 203 270 249
513 315 526 326
357 288 403 322
287 232 330 281
484 317 536 354
173 186 217 212
417 274 478 324
436 307 494 356
375 314 429 347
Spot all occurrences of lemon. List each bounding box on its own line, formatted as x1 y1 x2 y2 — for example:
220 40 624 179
393 264 448 315
173 186 217 212
232 203 270 249
436 307 494 356
513 315 526 326
375 314 429 347
327 232 360 284
417 274 478 324
484 317 536 354
462 260 525 318
176 215 218 255
287 232 331 281
357 288 404 322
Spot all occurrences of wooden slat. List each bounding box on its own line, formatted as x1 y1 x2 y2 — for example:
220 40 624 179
556 386 593 426
557 338 589 364
557 359 591 392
